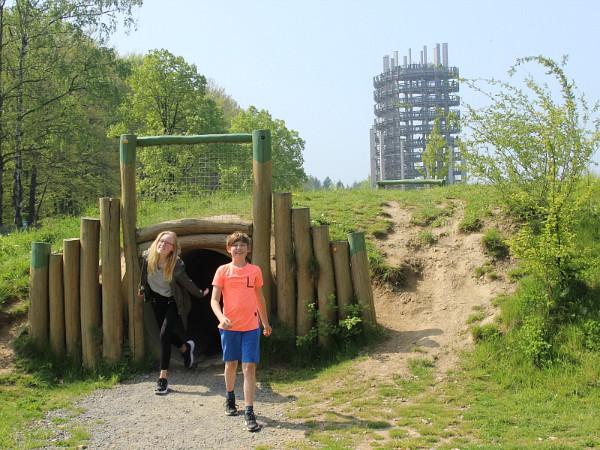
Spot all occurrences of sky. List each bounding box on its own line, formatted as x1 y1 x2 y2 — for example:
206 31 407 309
109 0 600 186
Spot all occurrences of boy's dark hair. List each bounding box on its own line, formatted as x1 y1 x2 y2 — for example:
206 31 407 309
226 231 251 248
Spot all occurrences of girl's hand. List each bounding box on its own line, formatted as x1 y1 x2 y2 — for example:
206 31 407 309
202 288 209 297
220 317 232 329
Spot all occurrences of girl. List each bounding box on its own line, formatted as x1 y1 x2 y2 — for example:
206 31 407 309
140 231 209 395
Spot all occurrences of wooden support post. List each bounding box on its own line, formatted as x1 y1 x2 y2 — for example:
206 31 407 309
63 238 81 361
252 129 273 315
49 253 65 355
274 192 296 335
312 225 337 348
120 134 144 363
29 242 51 350
348 232 377 325
292 207 314 336
80 217 101 369
331 241 354 320
100 197 122 364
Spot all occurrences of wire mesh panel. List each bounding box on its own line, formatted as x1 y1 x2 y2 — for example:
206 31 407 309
136 141 254 224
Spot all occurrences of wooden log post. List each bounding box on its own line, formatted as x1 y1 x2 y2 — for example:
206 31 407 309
49 253 65 355
29 242 51 350
331 241 354 320
100 197 122 364
80 217 101 369
252 129 273 315
292 207 314 336
63 238 81 361
120 134 144 363
274 192 296 335
312 225 337 348
348 232 377 325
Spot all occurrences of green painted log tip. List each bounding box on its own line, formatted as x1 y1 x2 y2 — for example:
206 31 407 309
31 242 52 269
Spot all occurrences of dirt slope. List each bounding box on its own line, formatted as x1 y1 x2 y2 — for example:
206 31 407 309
358 200 514 379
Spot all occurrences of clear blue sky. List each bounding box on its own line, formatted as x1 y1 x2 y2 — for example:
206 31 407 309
110 0 600 185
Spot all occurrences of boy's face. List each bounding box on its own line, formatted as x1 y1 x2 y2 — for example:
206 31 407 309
227 240 249 260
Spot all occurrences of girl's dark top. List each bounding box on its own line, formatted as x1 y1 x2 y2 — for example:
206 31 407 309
140 250 205 329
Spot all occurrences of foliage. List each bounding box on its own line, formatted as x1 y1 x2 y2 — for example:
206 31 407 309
420 115 454 180
481 227 510 258
230 106 307 191
0 1 138 228
463 56 600 316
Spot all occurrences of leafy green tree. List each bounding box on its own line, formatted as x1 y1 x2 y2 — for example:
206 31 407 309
111 49 227 201
322 177 332 190
421 116 452 180
0 0 140 227
230 106 306 191
463 56 600 313
304 175 322 190
206 78 242 130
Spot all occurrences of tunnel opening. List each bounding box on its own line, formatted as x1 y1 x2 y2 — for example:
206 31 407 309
181 248 230 357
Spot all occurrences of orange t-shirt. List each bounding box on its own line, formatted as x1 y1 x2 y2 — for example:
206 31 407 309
212 262 264 331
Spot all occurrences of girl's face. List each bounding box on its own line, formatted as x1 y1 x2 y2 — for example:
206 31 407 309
157 234 175 255
227 240 249 261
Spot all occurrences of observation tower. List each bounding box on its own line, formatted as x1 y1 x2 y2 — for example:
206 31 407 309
370 43 463 188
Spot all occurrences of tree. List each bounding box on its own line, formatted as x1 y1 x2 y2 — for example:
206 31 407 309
111 49 227 201
0 0 141 228
463 56 600 313
421 116 452 180
322 176 332 190
230 106 306 191
206 78 242 130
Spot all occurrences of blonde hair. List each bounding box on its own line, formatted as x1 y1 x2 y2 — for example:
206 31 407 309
147 231 179 281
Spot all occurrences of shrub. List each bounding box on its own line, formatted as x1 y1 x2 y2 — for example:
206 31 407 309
482 228 510 258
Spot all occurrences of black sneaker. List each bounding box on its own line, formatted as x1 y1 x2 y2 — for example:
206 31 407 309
245 411 260 432
224 397 238 416
182 340 195 369
155 378 168 395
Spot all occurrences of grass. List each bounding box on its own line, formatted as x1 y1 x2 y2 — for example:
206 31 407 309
2 180 600 448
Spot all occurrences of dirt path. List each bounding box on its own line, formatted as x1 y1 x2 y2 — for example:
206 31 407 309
7 201 515 448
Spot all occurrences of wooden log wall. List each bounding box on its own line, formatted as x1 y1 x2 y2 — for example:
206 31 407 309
273 203 378 341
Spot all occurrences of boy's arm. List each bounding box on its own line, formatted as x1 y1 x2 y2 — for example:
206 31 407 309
255 286 272 336
210 286 231 329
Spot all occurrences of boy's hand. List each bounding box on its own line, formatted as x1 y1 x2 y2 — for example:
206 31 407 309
220 317 232 329
262 323 272 336
201 288 209 297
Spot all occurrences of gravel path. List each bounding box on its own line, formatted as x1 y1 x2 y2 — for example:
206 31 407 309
37 356 308 449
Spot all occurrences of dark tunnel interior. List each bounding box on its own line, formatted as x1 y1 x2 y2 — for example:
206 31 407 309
180 248 231 357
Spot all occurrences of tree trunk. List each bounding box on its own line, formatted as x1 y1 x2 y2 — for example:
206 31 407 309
28 165 37 227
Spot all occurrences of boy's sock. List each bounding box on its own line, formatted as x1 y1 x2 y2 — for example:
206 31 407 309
245 406 254 414
226 390 235 399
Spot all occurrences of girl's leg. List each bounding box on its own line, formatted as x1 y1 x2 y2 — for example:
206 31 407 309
158 301 184 372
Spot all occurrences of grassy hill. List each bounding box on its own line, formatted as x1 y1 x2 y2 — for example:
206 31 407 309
1 181 600 448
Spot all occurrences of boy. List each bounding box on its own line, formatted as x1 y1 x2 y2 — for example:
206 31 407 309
210 231 272 432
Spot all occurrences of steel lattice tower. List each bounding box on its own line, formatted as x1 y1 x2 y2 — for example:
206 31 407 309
370 43 463 188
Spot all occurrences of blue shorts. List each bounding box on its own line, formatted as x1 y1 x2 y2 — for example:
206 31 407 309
220 327 261 363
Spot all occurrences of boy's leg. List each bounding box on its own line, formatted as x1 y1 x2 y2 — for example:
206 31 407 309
242 362 256 407
224 360 238 392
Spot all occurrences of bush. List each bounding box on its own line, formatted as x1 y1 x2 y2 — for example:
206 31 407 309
482 228 510 258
